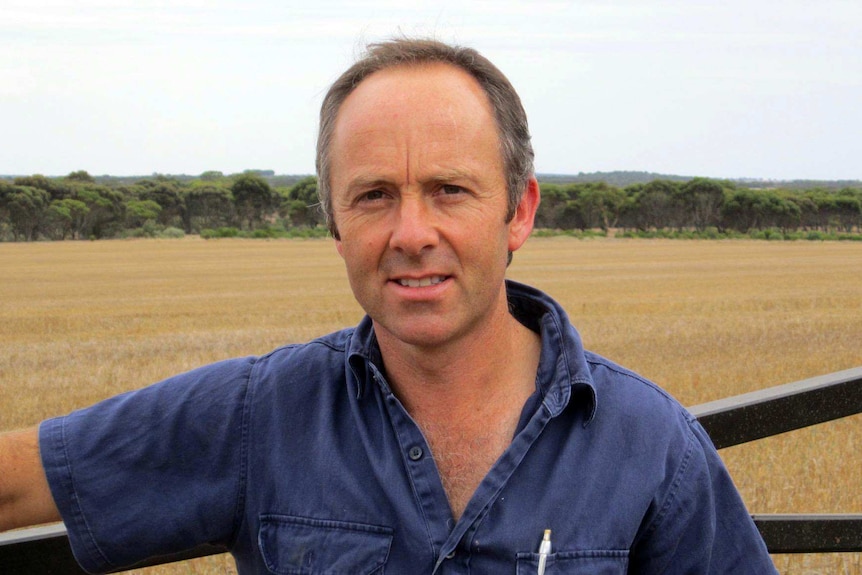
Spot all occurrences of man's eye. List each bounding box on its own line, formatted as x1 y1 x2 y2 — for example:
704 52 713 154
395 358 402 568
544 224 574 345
360 190 386 201
441 185 465 195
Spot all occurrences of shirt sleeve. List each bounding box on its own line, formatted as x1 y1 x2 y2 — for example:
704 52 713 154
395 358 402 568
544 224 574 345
39 356 255 574
629 418 778 574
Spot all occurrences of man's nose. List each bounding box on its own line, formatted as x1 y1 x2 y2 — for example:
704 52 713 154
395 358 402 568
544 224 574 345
389 196 439 255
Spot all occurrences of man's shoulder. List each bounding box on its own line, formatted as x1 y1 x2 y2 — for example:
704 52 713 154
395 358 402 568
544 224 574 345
242 326 358 393
266 326 354 357
254 326 355 373
582 350 698 431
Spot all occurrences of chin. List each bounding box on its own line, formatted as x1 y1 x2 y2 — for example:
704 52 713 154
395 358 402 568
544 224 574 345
375 319 462 350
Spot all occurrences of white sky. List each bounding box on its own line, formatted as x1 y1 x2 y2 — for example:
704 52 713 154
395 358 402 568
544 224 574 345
2 0 860 180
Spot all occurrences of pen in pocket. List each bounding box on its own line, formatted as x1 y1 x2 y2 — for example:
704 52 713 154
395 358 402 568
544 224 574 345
537 529 551 575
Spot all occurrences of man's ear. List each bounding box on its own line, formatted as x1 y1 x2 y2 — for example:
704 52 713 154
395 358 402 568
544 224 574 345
335 238 344 258
507 176 540 253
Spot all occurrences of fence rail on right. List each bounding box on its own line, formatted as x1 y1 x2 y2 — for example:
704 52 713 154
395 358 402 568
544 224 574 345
690 365 862 553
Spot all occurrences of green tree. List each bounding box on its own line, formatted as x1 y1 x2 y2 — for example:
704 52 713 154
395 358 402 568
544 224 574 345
616 186 641 232
125 199 163 229
283 176 322 228
575 183 625 231
722 189 800 233
199 170 225 182
834 189 862 232
13 174 71 202
557 200 585 230
183 184 235 233
45 198 89 240
72 186 125 238
790 193 820 231
771 192 802 232
0 185 50 240
0 181 11 237
136 180 185 227
721 188 761 232
286 176 319 203
679 178 726 231
799 189 841 231
231 174 274 230
66 170 95 183
534 183 568 229
632 180 678 230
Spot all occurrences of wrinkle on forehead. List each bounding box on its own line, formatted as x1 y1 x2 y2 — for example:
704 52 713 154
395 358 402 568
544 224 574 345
330 62 504 192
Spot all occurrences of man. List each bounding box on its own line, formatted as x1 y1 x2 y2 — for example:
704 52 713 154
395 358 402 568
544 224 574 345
0 38 776 573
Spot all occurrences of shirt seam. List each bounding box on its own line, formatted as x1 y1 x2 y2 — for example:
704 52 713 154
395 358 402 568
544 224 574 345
636 422 697 545
595 358 701 546
261 333 351 360
226 356 257 551
583 356 679 405
57 417 118 572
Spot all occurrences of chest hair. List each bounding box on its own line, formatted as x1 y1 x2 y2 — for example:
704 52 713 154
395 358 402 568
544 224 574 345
418 405 523 520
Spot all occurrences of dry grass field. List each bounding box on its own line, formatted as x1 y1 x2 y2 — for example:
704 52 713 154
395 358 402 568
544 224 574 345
1 237 860 574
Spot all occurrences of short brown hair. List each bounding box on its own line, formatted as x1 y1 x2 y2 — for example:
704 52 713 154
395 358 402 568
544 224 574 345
316 37 534 237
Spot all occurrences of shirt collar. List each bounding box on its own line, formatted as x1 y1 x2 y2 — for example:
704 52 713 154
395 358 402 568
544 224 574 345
346 314 383 399
346 280 597 424
505 280 597 424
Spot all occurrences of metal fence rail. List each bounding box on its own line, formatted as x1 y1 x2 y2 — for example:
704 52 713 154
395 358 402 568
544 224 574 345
2 367 860 573
0 524 225 574
753 514 862 554
690 366 862 449
688 366 862 557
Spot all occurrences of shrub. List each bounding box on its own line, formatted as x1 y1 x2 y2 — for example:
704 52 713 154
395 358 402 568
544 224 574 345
200 227 241 239
159 227 185 239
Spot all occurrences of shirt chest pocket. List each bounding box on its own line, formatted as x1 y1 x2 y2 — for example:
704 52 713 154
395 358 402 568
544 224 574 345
258 514 393 575
516 550 629 575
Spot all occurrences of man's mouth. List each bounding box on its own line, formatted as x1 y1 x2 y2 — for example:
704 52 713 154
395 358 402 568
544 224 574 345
396 276 447 288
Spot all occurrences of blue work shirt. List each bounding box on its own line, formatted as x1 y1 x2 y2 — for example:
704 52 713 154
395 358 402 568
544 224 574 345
40 281 776 574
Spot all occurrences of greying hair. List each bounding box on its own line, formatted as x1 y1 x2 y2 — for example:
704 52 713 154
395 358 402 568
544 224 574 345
316 37 534 238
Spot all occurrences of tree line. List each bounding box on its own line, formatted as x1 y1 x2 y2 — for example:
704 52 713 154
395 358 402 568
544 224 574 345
0 171 323 241
0 171 860 241
537 178 861 237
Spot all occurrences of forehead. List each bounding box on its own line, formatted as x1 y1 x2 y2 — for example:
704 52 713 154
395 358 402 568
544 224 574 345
333 62 499 147
329 63 503 183
344 61 490 105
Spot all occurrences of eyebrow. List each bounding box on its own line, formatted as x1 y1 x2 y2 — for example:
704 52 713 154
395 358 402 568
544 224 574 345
343 176 392 196
340 165 483 200
423 168 477 185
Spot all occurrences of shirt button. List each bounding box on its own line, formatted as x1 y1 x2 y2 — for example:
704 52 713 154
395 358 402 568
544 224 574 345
408 446 423 461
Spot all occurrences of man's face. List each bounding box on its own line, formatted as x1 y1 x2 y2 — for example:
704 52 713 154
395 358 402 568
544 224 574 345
329 63 534 351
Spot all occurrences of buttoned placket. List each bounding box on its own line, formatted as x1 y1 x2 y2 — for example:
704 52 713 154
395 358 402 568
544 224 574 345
366 363 452 560
367 361 561 574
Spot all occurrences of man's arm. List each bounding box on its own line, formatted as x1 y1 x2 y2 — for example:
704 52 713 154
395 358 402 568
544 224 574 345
629 418 777 574
0 427 61 532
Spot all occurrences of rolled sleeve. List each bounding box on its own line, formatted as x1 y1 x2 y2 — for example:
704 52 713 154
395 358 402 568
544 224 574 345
39 357 254 574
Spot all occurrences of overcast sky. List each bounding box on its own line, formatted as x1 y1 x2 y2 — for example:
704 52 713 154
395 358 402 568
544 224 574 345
2 0 860 180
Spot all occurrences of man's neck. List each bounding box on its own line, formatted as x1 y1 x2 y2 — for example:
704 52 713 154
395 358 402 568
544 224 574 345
374 298 541 418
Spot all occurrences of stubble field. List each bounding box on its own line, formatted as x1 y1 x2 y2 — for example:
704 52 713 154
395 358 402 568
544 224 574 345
1 237 860 574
